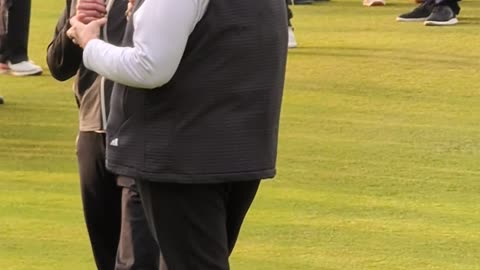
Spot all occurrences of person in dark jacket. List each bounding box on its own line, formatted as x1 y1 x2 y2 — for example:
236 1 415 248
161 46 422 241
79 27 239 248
67 0 288 269
47 0 158 269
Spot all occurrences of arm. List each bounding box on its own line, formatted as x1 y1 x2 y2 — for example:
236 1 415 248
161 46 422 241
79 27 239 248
47 0 83 81
79 0 208 89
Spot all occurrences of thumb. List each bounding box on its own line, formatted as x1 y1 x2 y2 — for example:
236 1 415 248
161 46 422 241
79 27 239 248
91 17 108 27
69 15 82 27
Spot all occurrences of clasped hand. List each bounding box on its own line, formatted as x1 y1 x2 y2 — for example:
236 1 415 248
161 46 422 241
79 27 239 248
66 0 107 48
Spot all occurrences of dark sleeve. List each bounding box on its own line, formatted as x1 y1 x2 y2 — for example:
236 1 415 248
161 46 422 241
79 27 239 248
46 0 83 82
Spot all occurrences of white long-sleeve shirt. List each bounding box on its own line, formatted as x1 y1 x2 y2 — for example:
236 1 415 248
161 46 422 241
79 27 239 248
83 0 209 89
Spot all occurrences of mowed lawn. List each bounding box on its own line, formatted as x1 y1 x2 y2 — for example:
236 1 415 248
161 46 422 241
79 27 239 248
1 0 480 269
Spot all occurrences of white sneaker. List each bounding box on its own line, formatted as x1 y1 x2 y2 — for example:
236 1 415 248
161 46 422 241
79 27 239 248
363 0 385 6
8 61 43 76
288 27 297 49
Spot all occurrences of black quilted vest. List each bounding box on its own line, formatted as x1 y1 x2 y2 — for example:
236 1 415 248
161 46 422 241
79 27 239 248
106 0 288 183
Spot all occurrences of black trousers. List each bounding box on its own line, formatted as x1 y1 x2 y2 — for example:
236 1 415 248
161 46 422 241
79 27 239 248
0 0 31 64
116 177 160 270
77 132 159 270
136 179 260 270
428 0 460 7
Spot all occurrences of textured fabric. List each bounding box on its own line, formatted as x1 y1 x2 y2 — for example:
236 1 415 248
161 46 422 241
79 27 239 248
106 0 289 183
136 179 260 270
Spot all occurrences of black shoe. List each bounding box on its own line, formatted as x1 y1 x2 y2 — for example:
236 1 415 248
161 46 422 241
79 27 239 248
424 5 458 26
396 2 434 22
294 0 313 4
0 96 4 105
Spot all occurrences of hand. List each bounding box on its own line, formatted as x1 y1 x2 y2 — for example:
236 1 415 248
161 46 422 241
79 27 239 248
67 15 107 48
76 0 107 24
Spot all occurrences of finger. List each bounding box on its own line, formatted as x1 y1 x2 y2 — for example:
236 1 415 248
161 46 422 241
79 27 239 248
78 16 100 24
66 27 76 40
91 17 108 28
77 2 106 14
77 9 105 19
69 15 81 27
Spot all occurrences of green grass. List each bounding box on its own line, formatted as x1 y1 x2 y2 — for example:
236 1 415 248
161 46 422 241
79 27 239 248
1 0 480 269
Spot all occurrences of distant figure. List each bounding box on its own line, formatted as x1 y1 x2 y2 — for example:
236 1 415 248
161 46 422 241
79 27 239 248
0 0 42 76
363 0 386 7
287 0 297 48
0 95 4 104
397 0 461 26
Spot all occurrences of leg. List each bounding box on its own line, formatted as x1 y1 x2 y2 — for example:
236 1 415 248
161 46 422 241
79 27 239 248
225 181 260 254
0 2 9 64
136 179 260 270
435 0 460 15
115 178 160 270
286 0 293 27
5 0 30 63
286 0 297 48
77 132 122 270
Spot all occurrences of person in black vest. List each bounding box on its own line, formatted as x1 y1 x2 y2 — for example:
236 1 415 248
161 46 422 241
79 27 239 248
0 0 42 76
397 0 461 26
47 0 158 269
67 0 288 269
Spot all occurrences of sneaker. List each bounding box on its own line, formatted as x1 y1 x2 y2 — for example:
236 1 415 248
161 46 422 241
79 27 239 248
424 5 458 26
0 62 9 74
396 2 434 22
288 27 297 49
363 0 385 7
8 61 43 76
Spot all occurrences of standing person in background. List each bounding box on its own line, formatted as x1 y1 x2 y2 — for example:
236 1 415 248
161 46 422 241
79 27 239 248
66 0 288 268
0 0 42 76
0 95 4 104
397 0 461 26
287 0 298 48
363 0 386 7
47 0 159 269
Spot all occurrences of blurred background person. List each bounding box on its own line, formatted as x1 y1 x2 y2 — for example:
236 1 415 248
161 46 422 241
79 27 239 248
287 0 297 48
0 0 42 76
363 0 386 7
47 0 159 269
